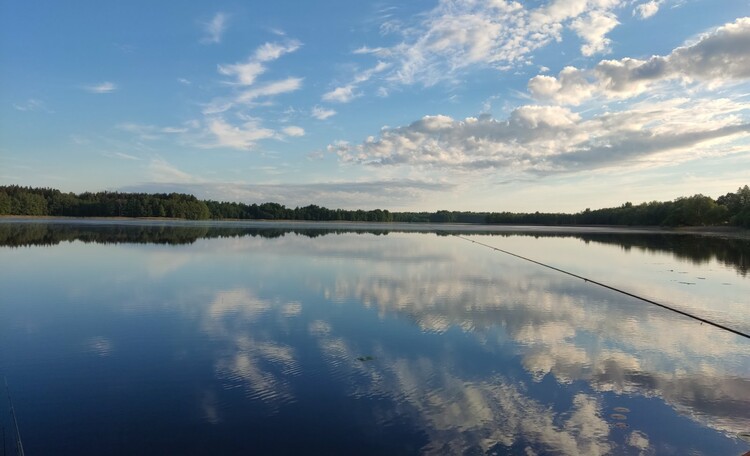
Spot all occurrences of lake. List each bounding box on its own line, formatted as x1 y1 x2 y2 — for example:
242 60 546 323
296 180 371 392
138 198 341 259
0 219 748 455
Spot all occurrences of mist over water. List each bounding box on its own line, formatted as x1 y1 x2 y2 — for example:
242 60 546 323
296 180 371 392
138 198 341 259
0 221 748 455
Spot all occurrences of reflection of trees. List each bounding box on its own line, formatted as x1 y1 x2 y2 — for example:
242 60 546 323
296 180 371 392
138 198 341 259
2 222 748 275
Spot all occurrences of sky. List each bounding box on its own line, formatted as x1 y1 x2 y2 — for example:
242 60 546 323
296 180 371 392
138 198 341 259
1 0 749 212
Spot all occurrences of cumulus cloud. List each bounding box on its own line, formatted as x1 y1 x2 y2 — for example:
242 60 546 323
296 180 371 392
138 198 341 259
529 17 750 104
201 12 229 44
569 10 619 56
85 82 117 93
330 98 750 174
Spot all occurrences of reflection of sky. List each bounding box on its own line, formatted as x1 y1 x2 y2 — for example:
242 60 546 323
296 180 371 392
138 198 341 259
1 228 748 454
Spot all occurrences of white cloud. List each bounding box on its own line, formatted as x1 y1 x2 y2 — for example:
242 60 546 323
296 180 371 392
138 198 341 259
336 0 627 93
322 85 357 103
311 106 336 120
217 40 301 86
207 117 276 150
85 82 117 93
177 78 192 85
330 98 750 175
201 12 229 44
530 17 750 104
282 126 305 137
569 10 619 56
323 61 390 103
253 40 302 62
237 77 303 103
634 0 662 19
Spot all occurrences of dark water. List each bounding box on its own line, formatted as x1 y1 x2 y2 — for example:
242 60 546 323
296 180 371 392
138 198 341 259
0 220 748 455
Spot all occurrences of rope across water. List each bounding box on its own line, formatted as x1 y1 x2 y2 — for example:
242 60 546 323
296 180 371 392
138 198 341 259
447 233 750 340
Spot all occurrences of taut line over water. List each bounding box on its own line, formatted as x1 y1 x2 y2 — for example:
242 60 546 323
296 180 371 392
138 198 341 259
450 234 750 340
4 379 24 456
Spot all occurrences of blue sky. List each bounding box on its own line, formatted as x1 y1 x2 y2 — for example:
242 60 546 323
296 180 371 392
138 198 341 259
1 0 749 211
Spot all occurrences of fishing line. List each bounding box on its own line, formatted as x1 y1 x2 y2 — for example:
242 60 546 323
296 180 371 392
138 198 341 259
448 233 750 340
4 378 24 456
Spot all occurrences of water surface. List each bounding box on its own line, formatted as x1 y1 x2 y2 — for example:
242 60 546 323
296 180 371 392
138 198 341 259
0 220 748 455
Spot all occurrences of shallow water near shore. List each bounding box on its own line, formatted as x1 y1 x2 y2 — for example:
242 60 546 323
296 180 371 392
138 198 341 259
0 221 748 455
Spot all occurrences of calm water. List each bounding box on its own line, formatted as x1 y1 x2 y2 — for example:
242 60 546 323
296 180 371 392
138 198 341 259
0 220 748 455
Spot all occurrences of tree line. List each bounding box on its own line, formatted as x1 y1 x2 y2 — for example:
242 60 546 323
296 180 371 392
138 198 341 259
2 223 747 275
1 184 749 227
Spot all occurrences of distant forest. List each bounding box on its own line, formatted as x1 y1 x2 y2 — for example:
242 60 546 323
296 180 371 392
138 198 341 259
1 184 749 228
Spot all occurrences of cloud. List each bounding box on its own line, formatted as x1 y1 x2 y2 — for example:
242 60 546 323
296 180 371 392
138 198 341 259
13 98 52 112
322 85 357 103
311 106 336 120
191 40 304 150
85 82 117 93
334 0 627 93
281 126 305 137
148 157 199 183
120 179 453 209
569 10 619 56
236 77 303 103
207 117 276 150
218 40 301 86
634 0 662 19
330 98 750 175
201 12 229 44
529 17 750 104
323 61 390 103
253 40 302 62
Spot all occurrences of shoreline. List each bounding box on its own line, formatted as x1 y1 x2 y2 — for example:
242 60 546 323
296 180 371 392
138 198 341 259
2 215 748 239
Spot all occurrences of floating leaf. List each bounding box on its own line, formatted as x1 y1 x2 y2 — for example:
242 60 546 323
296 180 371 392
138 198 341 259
610 413 627 420
613 407 630 413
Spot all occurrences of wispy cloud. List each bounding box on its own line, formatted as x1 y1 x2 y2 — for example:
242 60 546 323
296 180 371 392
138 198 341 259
148 157 200 183
281 126 305 137
206 117 276 150
120 179 453 209
218 40 301 86
312 106 336 120
329 0 631 96
201 12 229 44
103 151 142 161
85 82 117 94
322 61 389 104
13 98 53 113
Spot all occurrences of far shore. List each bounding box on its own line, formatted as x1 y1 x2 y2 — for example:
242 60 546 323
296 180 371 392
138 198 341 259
2 215 749 239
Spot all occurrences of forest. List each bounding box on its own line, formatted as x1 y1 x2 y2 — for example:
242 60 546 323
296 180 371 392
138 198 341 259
1 184 749 228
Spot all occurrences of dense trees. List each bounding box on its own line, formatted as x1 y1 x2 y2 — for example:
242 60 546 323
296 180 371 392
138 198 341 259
0 186 211 220
1 184 749 228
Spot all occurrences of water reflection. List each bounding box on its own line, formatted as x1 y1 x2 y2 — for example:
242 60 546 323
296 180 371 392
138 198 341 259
0 222 748 455
1 219 748 275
